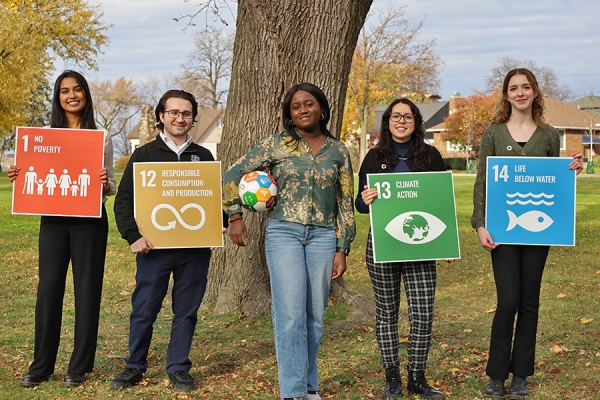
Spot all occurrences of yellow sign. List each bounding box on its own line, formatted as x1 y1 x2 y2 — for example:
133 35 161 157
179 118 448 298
134 162 223 248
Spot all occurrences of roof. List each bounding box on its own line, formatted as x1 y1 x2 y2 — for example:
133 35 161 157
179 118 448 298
568 95 600 116
426 96 600 132
544 96 600 129
127 109 224 141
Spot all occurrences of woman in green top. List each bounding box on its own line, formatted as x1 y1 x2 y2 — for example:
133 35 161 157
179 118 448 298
223 83 355 400
471 68 583 399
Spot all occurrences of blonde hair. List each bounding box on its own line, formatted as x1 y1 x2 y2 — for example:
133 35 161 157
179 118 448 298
491 68 546 126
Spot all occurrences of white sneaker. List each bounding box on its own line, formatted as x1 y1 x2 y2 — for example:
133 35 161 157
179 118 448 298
304 392 321 400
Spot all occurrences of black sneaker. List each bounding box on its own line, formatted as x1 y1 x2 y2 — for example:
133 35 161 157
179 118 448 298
168 370 195 392
507 376 527 399
110 368 144 390
484 378 505 398
63 373 88 387
383 367 402 399
407 370 445 399
20 374 51 387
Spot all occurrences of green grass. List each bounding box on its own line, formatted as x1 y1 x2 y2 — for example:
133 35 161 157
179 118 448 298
0 173 598 399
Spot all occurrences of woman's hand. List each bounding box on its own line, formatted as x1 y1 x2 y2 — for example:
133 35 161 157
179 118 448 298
130 237 155 253
332 252 347 279
361 185 378 206
477 227 498 251
228 218 248 246
569 152 583 175
99 168 110 192
7 165 20 182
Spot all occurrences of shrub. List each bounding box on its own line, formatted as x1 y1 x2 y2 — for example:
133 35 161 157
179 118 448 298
115 155 130 169
444 157 466 170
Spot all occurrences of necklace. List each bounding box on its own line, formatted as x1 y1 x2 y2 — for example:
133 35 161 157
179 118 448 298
308 135 325 151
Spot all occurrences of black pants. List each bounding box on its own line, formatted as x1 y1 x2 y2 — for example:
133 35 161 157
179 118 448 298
486 244 549 380
28 205 108 376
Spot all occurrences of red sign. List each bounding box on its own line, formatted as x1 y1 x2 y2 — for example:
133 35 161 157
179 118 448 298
12 127 105 217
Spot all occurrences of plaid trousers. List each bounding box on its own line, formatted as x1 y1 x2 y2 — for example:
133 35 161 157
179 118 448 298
366 232 437 372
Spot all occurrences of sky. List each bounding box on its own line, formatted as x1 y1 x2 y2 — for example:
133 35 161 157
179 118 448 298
56 0 600 102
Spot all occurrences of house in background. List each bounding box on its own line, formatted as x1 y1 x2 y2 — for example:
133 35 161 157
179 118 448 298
569 95 600 117
127 106 224 159
428 95 600 161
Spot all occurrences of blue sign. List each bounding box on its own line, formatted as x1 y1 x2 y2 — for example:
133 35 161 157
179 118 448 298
486 157 576 246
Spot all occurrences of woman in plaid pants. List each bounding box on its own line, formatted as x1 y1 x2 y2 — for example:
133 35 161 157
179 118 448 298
355 98 447 400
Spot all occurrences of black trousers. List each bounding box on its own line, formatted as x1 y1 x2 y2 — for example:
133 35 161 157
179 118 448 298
28 205 108 376
486 244 549 380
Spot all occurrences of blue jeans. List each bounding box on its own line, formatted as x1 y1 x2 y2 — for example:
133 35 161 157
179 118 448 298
265 219 336 399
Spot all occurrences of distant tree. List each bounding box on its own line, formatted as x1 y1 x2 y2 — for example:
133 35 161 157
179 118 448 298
486 56 572 101
343 6 443 162
180 26 234 109
0 0 110 133
445 92 500 158
90 77 142 157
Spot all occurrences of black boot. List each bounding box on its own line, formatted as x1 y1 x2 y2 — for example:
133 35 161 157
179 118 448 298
507 376 527 399
407 369 445 399
484 378 505 399
383 367 402 399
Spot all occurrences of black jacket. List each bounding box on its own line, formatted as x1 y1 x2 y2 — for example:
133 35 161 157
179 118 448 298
355 144 446 214
114 135 220 245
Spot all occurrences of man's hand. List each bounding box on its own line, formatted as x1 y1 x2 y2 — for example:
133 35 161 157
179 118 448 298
130 237 155 253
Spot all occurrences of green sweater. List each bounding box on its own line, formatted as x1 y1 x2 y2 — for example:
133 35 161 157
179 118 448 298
470 123 560 230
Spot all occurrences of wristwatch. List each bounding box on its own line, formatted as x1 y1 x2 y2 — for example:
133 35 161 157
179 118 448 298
336 247 350 256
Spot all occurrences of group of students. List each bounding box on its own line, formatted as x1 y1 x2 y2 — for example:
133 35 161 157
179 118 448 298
9 68 583 399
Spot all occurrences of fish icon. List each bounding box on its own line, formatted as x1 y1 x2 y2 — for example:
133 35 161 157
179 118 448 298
506 210 553 232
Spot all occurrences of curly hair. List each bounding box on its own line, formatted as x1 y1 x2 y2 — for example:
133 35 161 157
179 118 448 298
375 98 431 171
492 68 546 126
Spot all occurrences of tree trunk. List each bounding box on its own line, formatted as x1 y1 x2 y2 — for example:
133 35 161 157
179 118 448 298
205 0 373 315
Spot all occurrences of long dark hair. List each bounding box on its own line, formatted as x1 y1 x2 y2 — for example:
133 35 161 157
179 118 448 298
375 98 430 171
50 70 97 129
282 83 336 148
155 89 199 131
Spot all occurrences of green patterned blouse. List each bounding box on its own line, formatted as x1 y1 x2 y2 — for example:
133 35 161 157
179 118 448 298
223 131 356 250
470 123 560 230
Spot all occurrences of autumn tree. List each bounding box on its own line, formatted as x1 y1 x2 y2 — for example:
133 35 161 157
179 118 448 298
0 0 110 136
343 6 443 162
445 92 500 158
90 77 142 157
181 0 374 316
486 56 573 101
180 26 234 109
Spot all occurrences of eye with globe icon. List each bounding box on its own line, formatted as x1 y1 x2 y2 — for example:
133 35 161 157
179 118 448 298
238 171 278 212
385 211 447 245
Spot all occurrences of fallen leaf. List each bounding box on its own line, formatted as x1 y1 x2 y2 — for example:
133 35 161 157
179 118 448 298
580 318 594 324
399 337 408 344
485 307 496 314
464 329 472 333
550 345 564 354
462 357 469 362
556 293 567 299
120 290 130 296
586 362 592 367
596 270 600 275
550 367 565 374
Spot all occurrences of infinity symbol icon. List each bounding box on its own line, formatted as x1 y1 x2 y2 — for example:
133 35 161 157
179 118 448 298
151 203 206 231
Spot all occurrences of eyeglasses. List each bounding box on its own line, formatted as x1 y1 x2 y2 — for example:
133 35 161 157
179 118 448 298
164 109 193 119
390 113 415 123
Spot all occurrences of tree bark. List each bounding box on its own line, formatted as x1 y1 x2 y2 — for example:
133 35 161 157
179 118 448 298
205 0 373 315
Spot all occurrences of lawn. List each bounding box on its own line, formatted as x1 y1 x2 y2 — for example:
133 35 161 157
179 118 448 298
0 173 598 399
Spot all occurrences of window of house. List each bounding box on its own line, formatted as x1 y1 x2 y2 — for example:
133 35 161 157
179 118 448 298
446 141 460 152
557 130 566 151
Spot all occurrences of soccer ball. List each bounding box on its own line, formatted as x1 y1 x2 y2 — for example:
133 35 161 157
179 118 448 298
238 171 278 212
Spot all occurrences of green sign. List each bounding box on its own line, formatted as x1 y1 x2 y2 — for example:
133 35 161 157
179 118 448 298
367 171 460 262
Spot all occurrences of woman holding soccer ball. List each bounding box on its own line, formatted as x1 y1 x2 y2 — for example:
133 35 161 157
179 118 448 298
223 83 355 400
